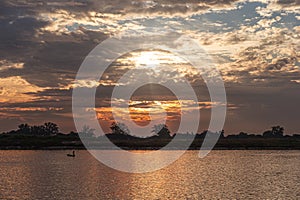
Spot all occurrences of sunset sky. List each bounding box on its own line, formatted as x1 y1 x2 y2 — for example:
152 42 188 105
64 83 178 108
0 0 299 135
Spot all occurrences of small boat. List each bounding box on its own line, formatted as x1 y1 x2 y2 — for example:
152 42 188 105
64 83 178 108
67 151 75 157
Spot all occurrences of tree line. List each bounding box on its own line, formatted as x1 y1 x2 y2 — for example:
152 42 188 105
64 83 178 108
2 122 300 139
6 122 59 136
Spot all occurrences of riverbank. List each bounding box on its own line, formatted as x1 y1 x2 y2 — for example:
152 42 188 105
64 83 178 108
0 146 299 150
0 137 299 150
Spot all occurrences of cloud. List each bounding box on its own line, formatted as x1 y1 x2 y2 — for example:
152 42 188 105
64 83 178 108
218 26 299 85
0 0 299 133
0 60 24 71
0 76 44 103
254 0 300 17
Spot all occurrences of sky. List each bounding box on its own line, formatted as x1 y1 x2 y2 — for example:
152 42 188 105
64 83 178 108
0 0 299 135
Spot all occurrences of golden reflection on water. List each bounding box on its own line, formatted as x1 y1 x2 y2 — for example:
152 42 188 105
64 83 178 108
0 150 299 199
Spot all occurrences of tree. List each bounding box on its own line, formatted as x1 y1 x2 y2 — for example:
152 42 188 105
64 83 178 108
152 124 171 138
79 125 95 138
110 122 130 135
196 130 208 138
30 125 45 135
44 122 59 135
271 126 284 137
238 132 248 138
18 123 30 134
263 126 284 138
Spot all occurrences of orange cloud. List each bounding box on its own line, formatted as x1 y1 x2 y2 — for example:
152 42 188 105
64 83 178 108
0 76 45 103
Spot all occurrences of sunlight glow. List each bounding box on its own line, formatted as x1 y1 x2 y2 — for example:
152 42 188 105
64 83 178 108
128 50 188 70
133 51 163 68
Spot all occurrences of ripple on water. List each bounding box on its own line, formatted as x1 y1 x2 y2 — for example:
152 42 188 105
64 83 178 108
0 150 299 199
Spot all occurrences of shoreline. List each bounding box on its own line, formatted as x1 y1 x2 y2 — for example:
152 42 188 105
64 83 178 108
0 146 299 150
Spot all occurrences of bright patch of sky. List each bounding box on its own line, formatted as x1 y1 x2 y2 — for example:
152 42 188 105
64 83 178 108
64 1 299 36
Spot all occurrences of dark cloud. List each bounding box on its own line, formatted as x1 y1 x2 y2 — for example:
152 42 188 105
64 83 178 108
1 0 240 19
277 0 300 6
0 0 108 87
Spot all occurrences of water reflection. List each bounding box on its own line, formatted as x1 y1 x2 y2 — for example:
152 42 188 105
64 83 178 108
0 150 299 199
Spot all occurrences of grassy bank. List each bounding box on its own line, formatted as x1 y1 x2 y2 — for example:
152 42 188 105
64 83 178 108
0 134 299 150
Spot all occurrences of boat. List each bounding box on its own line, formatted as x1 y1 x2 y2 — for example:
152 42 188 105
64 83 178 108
67 151 75 157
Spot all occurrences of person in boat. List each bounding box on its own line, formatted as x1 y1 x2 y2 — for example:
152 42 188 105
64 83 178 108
67 150 75 157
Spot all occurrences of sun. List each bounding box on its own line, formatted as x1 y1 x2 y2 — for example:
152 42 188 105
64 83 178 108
133 51 162 68
124 49 189 72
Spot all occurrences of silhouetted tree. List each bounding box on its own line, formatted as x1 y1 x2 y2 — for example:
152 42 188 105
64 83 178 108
263 126 284 138
110 122 130 135
79 125 95 138
196 130 208 138
152 124 171 138
30 125 45 135
271 126 284 137
44 122 59 135
238 132 248 138
17 123 30 134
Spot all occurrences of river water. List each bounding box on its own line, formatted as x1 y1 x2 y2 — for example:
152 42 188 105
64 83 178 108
0 150 299 199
